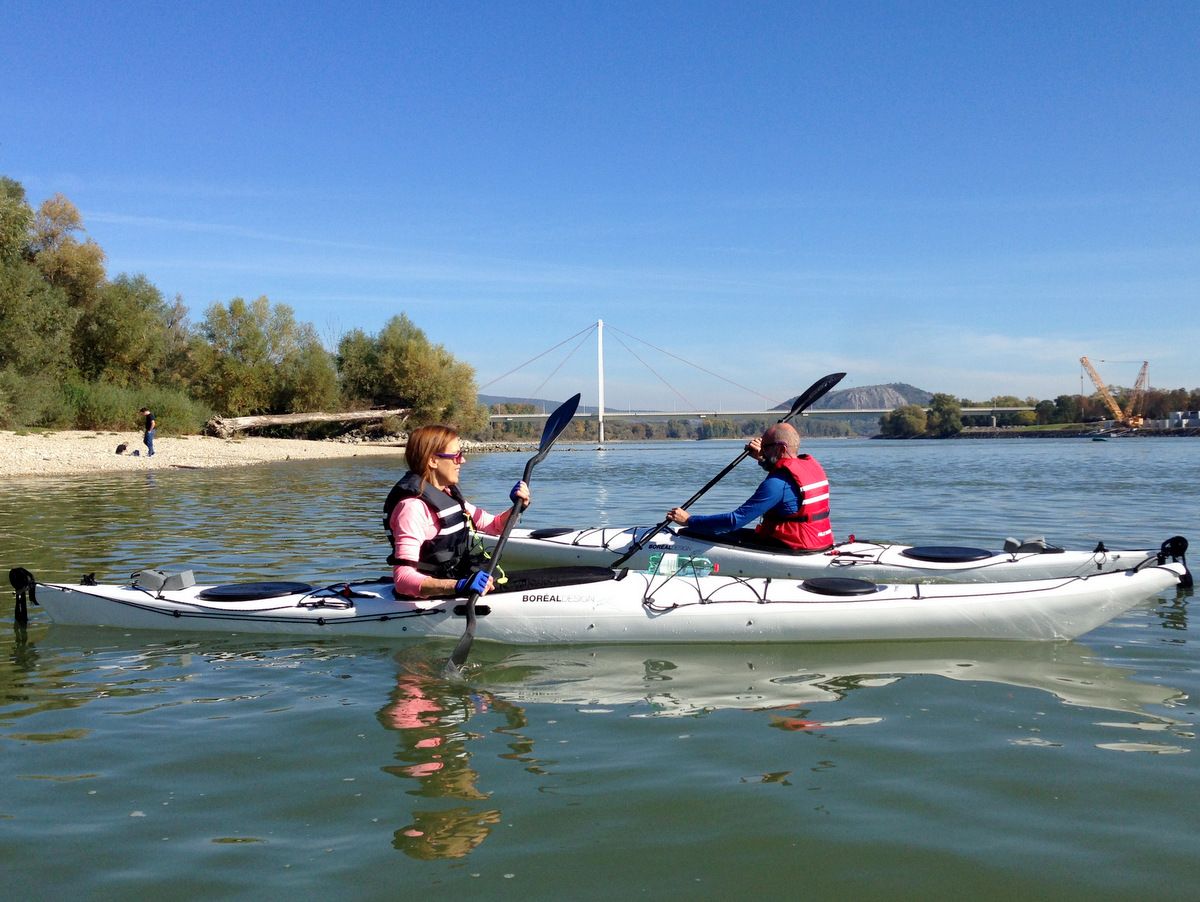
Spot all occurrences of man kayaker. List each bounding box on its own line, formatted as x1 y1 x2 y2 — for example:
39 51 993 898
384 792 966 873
384 424 530 598
665 422 834 552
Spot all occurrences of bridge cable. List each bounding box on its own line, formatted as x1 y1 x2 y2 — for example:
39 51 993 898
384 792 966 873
530 328 596 399
611 333 698 410
605 323 776 405
479 322 597 391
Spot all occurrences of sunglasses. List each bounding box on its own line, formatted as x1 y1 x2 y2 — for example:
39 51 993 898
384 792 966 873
434 450 466 464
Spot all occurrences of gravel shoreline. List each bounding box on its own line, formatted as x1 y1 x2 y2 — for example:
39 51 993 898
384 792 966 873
0 430 411 478
0 431 541 478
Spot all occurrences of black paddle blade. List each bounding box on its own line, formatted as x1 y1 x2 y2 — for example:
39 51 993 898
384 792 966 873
784 372 845 421
529 393 581 469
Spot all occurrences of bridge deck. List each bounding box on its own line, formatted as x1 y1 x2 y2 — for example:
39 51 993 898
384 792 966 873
489 407 1033 421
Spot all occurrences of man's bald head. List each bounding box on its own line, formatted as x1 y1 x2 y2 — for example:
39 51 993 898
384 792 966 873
761 422 800 458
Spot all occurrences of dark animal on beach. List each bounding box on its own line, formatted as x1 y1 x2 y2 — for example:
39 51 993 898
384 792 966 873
116 443 128 454
8 567 38 626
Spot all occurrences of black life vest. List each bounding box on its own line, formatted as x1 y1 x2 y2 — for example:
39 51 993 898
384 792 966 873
382 472 481 578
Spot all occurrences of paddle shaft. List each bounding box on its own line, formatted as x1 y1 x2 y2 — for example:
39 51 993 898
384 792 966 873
446 393 581 673
610 372 845 568
446 461 530 669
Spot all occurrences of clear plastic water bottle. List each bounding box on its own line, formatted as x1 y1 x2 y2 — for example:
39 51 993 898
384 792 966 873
648 553 713 577
647 552 679 575
678 556 714 577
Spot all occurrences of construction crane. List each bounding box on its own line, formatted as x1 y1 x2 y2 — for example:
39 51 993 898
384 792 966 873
1080 357 1149 429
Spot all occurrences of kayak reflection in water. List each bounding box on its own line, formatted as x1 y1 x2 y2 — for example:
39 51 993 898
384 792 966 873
378 668 533 860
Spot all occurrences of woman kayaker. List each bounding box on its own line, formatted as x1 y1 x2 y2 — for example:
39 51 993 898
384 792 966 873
384 425 530 598
665 422 834 552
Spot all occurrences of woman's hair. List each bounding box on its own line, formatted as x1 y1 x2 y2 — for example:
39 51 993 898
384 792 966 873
405 425 459 478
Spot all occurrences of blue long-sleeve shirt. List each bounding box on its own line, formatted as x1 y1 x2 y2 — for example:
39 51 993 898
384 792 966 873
685 473 801 534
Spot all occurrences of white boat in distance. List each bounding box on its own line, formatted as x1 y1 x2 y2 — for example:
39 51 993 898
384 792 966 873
482 526 1178 583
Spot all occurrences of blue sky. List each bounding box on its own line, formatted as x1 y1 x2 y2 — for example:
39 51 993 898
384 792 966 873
5 1 1197 410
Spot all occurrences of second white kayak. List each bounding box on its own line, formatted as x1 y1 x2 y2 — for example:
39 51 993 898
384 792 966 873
481 527 1179 583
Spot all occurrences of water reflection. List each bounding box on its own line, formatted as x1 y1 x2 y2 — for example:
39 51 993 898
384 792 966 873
393 806 502 860
467 639 1189 721
1155 584 1193 632
378 672 492 799
377 661 535 860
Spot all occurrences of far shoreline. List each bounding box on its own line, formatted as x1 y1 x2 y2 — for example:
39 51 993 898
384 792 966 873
6 426 1196 480
0 430 537 479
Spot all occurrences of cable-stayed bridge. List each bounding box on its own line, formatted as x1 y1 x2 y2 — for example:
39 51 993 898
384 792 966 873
481 320 1032 439
489 406 1033 422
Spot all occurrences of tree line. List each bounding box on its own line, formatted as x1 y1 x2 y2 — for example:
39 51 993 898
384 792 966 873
486 402 861 442
0 177 484 435
880 389 1200 439
4 176 1197 441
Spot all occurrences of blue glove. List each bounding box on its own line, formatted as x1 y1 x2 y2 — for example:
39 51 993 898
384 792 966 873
455 570 490 596
510 481 525 504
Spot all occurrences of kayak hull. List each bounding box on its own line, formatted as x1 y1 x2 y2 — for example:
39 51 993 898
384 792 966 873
484 527 1163 583
29 562 1187 644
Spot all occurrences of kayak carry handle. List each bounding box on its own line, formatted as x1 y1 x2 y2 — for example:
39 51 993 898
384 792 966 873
8 566 38 626
1158 535 1192 588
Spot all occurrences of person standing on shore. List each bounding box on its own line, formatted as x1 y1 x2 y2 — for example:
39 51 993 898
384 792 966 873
665 422 834 552
139 407 156 457
383 425 530 599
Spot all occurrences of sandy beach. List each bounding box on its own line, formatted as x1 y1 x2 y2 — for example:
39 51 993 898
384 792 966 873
1 430 409 478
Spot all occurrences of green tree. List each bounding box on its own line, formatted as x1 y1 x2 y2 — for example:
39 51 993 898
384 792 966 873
73 274 172 385
187 296 335 415
27 194 106 309
0 177 33 265
696 417 736 439
157 294 195 392
880 404 927 437
0 261 78 377
274 337 340 412
341 314 486 431
1053 394 1081 424
188 297 272 414
337 327 383 405
925 393 963 437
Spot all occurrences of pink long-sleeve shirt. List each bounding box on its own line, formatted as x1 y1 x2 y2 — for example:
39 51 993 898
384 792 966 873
389 493 512 597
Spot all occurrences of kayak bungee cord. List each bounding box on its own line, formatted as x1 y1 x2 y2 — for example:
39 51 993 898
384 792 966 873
638 546 1192 617
31 581 446 626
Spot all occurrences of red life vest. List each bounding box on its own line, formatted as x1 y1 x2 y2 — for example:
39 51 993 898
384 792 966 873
754 454 834 551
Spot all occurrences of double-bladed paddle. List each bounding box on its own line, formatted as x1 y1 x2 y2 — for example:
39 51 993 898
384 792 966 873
610 372 846 568
445 392 582 674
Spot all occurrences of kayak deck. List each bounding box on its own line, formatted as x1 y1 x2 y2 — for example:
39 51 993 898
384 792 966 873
23 557 1190 644
485 526 1166 583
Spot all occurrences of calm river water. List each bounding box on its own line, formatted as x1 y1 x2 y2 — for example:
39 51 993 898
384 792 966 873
2 438 1197 900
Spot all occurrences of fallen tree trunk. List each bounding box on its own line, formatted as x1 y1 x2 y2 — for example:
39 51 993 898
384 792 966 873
205 408 410 438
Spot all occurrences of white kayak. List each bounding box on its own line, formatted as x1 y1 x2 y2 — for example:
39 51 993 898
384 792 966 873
483 526 1173 583
20 551 1190 644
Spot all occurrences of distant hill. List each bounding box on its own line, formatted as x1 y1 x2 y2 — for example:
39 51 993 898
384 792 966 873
780 382 934 411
